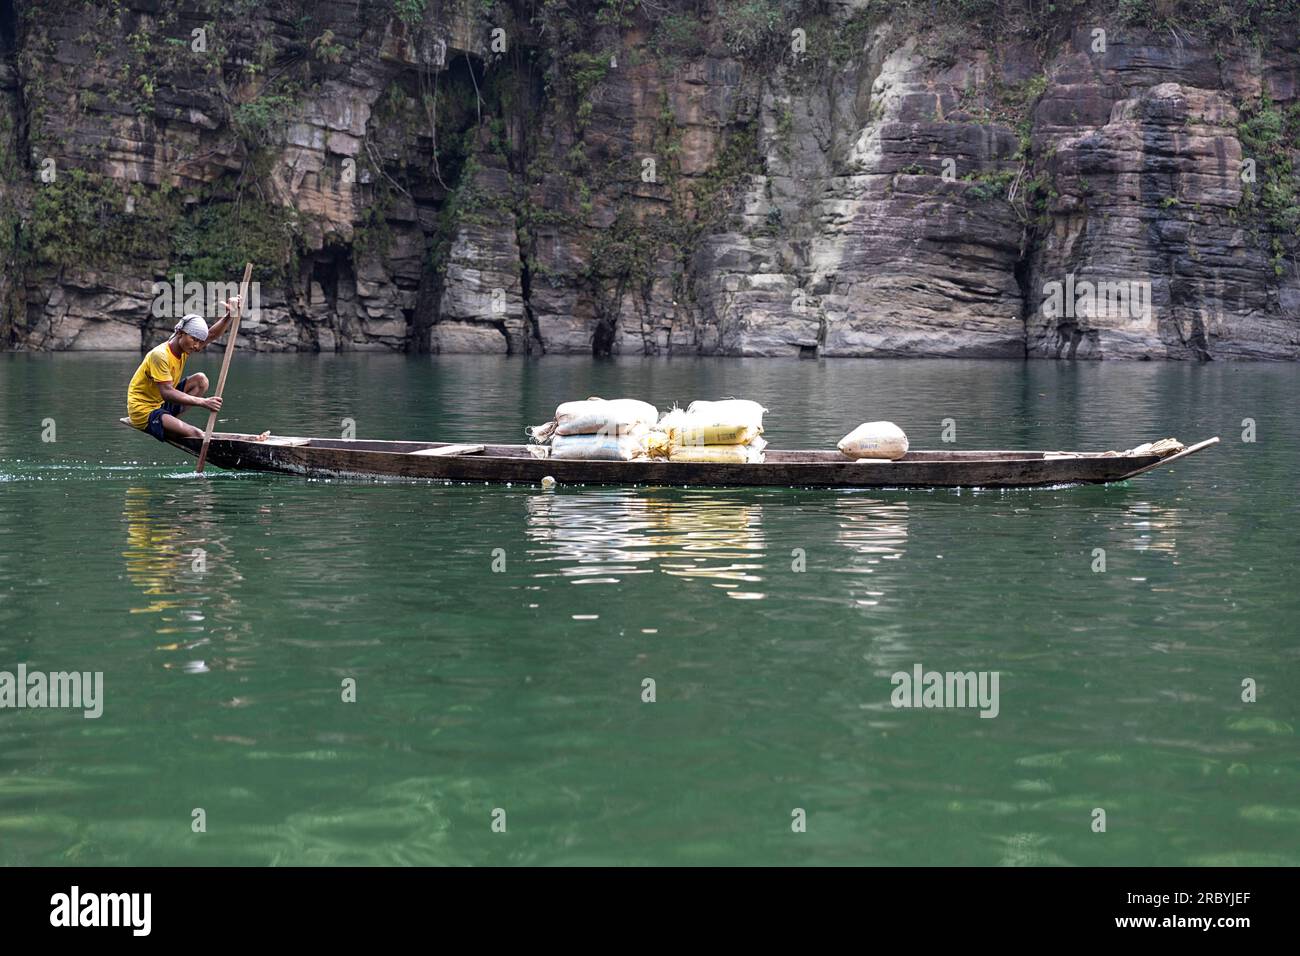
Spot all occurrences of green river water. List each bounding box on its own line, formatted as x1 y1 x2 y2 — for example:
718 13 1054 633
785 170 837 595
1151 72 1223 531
0 353 1296 866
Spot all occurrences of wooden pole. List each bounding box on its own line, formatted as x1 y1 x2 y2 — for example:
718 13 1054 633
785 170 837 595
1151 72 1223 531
1118 436 1220 480
195 262 253 473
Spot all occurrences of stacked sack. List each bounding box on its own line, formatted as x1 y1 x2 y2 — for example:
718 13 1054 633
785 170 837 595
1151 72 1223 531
652 399 767 463
528 398 658 460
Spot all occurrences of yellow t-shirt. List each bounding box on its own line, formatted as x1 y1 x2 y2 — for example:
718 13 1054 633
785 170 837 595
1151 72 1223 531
126 342 188 428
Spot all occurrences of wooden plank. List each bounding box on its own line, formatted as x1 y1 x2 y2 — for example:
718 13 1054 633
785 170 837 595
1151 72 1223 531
408 444 486 457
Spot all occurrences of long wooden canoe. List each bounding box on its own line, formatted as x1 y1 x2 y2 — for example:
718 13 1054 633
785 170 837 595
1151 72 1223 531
120 419 1219 488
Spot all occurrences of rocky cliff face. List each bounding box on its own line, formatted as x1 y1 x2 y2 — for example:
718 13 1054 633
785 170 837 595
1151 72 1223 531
1 0 1297 359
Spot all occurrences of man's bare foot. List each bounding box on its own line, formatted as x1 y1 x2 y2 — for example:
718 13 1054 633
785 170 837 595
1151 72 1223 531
254 430 271 441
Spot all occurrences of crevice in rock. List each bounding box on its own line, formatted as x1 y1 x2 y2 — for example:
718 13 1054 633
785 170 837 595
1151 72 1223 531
497 29 546 356
1013 227 1034 358
1170 271 1212 361
312 255 340 312
492 318 511 353
411 263 440 354
412 46 492 354
591 295 618 357
518 250 543 354
0 0 16 55
0 0 24 349
1186 318 1211 361
307 248 351 352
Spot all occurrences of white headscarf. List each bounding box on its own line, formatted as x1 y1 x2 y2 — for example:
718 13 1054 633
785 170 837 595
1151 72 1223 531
173 314 209 342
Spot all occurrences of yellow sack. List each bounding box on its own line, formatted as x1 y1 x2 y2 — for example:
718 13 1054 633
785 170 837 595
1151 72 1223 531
671 422 762 446
658 406 762 447
646 427 675 459
668 440 766 464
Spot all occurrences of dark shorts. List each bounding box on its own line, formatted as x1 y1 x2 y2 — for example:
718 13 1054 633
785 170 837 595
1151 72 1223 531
143 376 190 442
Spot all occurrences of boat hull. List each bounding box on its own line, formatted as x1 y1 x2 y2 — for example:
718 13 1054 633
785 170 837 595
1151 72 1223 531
141 429 1219 489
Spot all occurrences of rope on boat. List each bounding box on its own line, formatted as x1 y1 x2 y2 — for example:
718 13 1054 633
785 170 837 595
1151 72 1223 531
526 420 557 444
1044 437 1185 460
1124 437 1185 457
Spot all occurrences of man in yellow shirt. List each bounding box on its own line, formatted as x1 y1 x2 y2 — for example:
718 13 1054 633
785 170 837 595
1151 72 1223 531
126 297 253 442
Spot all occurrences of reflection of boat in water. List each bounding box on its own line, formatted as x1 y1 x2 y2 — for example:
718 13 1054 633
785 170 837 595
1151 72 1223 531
1123 500 1183 555
524 490 765 587
833 498 910 610
523 492 915 608
835 498 910 562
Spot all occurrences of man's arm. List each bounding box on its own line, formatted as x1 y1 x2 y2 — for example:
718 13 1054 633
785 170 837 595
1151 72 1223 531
158 382 220 412
197 295 242 350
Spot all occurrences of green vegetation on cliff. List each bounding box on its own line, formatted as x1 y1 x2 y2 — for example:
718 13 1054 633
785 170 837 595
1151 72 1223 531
26 171 178 269
23 168 299 285
172 199 301 284
1237 95 1300 274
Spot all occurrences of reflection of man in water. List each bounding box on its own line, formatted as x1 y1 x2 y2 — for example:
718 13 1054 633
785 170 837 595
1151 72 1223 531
125 298 268 442
122 486 239 631
122 486 187 615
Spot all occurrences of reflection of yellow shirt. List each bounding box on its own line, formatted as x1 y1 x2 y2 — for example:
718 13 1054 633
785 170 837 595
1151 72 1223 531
127 342 187 427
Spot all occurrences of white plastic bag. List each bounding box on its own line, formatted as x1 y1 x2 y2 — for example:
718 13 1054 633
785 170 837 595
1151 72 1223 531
554 398 659 436
550 430 649 461
837 421 909 460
